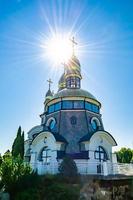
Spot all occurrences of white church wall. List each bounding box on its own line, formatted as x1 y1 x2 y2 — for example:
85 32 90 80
56 142 63 151
30 131 58 172
36 159 59 175
24 139 30 155
88 132 113 161
27 130 116 175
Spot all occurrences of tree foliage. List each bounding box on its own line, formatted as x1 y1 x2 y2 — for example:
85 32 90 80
15 188 40 200
115 148 133 163
12 126 24 159
40 175 80 200
58 156 78 177
0 154 31 198
0 154 80 200
0 153 35 199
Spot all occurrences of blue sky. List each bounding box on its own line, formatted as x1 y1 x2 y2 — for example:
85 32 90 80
0 0 133 154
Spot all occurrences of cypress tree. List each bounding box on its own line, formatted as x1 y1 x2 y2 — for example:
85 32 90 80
20 131 24 159
12 126 24 159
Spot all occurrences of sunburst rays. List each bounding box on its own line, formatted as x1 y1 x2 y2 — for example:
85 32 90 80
0 0 126 81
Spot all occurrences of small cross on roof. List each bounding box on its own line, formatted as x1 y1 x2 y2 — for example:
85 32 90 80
47 78 53 90
70 36 77 55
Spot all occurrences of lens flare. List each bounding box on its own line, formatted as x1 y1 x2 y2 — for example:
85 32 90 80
44 34 73 64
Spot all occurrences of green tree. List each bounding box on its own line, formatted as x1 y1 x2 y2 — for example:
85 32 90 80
3 150 11 160
116 148 133 163
0 154 31 199
58 156 78 177
12 126 24 159
20 131 24 159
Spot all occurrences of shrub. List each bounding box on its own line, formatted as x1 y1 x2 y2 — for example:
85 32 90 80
58 156 78 177
41 182 79 200
15 188 40 200
0 155 33 199
39 175 80 200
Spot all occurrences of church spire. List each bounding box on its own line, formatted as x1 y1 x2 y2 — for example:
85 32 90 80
65 37 82 89
47 78 53 90
58 37 82 91
45 78 53 99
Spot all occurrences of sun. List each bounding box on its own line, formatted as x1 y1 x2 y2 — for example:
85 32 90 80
45 34 73 64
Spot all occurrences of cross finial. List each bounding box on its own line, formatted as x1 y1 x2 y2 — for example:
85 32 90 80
70 36 77 55
47 78 53 90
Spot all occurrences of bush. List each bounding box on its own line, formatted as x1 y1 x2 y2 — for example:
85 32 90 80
41 182 79 200
39 175 80 200
58 156 78 177
45 184 79 200
58 156 80 183
15 188 40 200
0 155 80 200
0 155 35 199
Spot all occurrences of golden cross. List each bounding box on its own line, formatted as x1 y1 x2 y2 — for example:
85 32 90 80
70 36 77 55
47 78 53 90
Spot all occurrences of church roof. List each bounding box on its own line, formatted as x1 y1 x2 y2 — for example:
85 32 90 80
79 134 92 143
79 131 117 146
53 134 68 143
45 89 53 97
67 55 81 70
58 73 66 91
54 88 97 100
43 127 67 143
31 130 67 144
59 73 65 84
65 55 82 79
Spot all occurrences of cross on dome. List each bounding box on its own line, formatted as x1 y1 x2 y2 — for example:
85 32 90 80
47 78 53 90
70 36 77 55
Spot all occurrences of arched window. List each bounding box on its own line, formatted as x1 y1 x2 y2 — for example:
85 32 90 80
46 117 56 130
94 146 108 161
38 146 51 163
91 120 97 130
49 120 56 130
91 117 101 131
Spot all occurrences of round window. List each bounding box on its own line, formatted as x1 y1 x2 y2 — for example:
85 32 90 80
49 120 56 130
91 120 97 130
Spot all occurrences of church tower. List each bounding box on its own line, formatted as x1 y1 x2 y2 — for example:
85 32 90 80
58 37 82 91
24 37 117 175
65 54 82 89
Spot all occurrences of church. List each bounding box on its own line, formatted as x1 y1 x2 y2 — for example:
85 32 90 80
24 38 117 175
